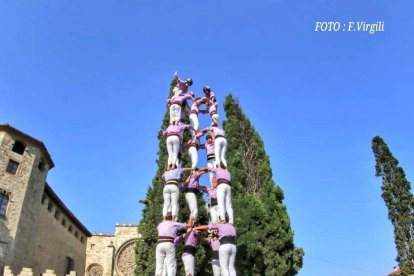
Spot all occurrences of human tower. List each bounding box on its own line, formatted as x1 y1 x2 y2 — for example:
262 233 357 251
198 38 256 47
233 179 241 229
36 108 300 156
155 72 237 276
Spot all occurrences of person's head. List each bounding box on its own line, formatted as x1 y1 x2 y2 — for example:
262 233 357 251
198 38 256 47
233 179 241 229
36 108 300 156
165 212 173 221
206 135 213 143
211 122 218 127
212 177 218 188
208 229 218 238
185 78 193 87
203 86 211 94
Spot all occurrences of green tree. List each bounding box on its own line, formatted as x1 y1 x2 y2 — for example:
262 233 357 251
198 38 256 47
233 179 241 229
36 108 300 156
372 136 414 274
223 94 304 275
135 79 210 275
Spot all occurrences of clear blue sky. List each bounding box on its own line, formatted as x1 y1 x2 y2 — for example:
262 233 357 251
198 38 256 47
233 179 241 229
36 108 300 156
1 1 413 275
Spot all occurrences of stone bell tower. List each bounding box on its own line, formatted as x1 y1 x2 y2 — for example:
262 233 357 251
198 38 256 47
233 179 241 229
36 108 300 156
0 124 54 274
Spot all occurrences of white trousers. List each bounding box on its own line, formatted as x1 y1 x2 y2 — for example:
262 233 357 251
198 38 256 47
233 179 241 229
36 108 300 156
182 254 195 276
209 204 219 223
169 104 182 124
185 192 198 221
189 113 199 131
217 184 233 224
163 184 179 218
214 137 227 168
211 113 219 125
211 258 221 276
219 244 237 276
155 242 176 276
166 136 180 167
188 146 198 169
207 158 215 184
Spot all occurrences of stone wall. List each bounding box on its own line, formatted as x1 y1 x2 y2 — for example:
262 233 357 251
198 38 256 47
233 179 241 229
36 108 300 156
85 224 139 276
86 234 115 276
3 265 77 276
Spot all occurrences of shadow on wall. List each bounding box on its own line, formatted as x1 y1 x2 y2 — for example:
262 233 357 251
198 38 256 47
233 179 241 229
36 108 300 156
0 215 13 276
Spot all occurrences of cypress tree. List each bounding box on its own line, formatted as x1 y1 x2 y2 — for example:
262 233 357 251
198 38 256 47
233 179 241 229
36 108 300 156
223 94 304 275
372 136 414 274
135 79 210 275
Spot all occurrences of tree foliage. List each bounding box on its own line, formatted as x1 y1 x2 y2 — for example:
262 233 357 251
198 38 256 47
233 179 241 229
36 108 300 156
223 94 304 275
372 136 414 274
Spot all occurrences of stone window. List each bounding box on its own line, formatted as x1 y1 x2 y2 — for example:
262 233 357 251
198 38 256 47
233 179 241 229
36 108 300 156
68 225 73 233
64 257 75 274
62 219 67 226
87 264 103 276
74 231 79 238
0 193 9 217
54 210 60 220
80 236 85 244
6 160 19 175
90 244 95 250
12 141 25 155
38 159 45 172
47 202 53 212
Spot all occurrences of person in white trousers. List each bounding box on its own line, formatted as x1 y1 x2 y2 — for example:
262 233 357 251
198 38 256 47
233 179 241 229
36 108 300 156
181 229 199 276
194 220 237 276
183 170 205 222
201 123 227 169
185 130 204 170
173 71 193 97
198 167 233 224
199 134 216 184
189 97 208 133
200 176 219 223
155 213 192 276
168 92 194 125
200 230 221 276
162 167 192 221
163 122 193 170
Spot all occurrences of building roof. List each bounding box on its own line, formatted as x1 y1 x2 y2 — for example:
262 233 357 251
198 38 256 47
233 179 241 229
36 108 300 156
45 183 92 237
0 124 55 169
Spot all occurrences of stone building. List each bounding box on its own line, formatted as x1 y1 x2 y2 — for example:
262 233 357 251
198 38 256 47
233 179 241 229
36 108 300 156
0 124 91 275
85 224 138 276
0 124 139 276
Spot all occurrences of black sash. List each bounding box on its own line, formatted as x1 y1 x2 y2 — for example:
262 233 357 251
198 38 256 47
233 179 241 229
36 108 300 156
183 245 196 255
158 236 174 243
218 179 231 186
219 236 236 245
207 154 215 161
210 198 218 206
186 188 200 194
166 179 179 185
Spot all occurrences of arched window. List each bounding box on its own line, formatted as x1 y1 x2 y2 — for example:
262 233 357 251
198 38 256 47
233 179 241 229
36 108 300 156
0 193 9 216
12 141 25 155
